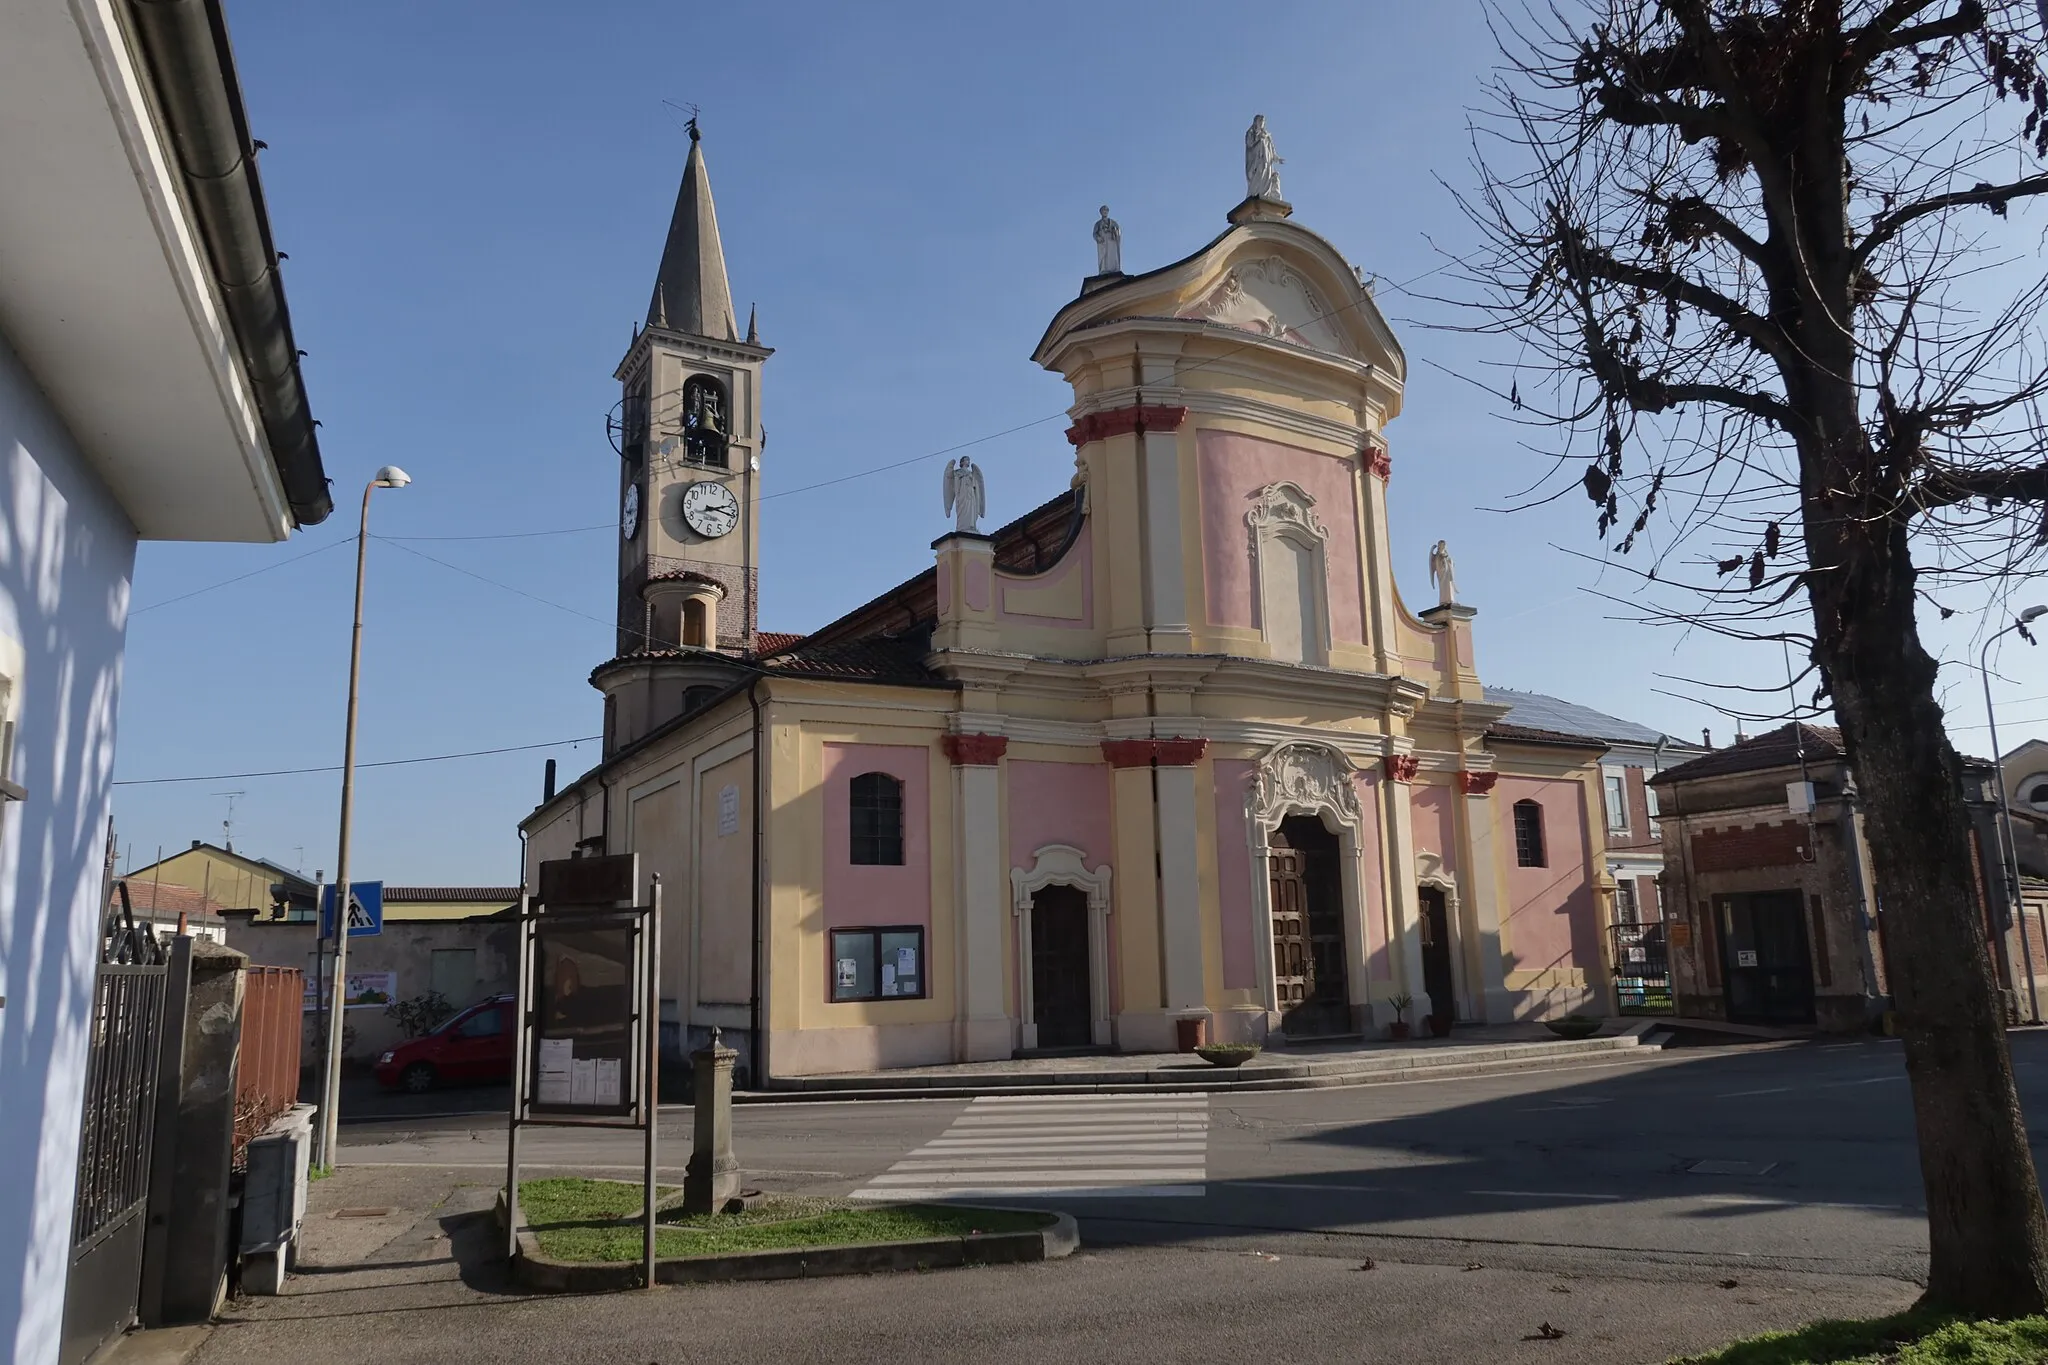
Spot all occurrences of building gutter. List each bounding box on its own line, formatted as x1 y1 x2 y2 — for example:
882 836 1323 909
123 0 332 526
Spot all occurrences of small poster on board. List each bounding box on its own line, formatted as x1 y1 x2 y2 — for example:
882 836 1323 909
897 945 916 976
836 958 858 991
718 784 740 837
536 1037 573 1104
1736 949 1760 967
881 964 897 996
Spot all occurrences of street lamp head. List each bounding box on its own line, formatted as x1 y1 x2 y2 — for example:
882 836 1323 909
2022 605 2048 623
371 465 412 489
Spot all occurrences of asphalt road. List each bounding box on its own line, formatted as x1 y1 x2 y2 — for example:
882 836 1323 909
336 1031 2048 1281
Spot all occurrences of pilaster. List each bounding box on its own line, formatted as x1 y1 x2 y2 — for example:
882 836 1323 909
931 533 999 652
1381 758 1433 1019
1154 743 1208 1016
945 732 1011 1060
1457 770 1514 1021
1104 742 1167 1050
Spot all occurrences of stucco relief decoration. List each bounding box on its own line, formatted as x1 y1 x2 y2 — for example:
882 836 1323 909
1458 770 1499 796
1245 481 1327 549
1365 444 1392 481
1179 257 1348 355
1384 754 1421 784
1249 742 1363 830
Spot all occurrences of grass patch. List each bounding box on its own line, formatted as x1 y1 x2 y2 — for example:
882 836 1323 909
1669 1309 2048 1364
517 1178 1053 1264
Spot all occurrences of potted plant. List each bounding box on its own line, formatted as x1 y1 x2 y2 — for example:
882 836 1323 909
1194 1043 1262 1068
1386 994 1413 1040
1544 1012 1603 1040
1427 1010 1454 1039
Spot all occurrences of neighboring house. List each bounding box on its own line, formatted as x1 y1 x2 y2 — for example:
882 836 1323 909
1651 724 2018 1031
121 840 317 920
112 878 227 946
225 887 520 1064
0 2 329 1359
523 125 1697 1082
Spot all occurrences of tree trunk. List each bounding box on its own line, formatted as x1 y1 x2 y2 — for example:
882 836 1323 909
1811 508 2048 1315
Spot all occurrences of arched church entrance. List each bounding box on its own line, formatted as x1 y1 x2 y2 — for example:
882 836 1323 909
1418 885 1457 1031
1029 885 1093 1049
1271 815 1348 1037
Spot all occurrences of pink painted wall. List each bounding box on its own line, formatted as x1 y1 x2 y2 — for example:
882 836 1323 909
996 519 1094 629
1211 760 1258 990
964 559 991 611
1496 776 1598 976
1410 783 1460 874
822 744 932 947
1007 759 1117 1013
1197 429 1365 643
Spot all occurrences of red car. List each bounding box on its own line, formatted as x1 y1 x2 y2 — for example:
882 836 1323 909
374 994 515 1093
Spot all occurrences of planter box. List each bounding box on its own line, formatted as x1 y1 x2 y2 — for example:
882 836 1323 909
238 1103 315 1294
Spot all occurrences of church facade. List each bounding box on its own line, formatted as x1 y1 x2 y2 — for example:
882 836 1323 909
522 121 1646 1080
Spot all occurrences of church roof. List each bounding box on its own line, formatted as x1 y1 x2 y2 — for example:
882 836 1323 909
1482 688 1682 749
646 127 737 341
1648 722 1845 785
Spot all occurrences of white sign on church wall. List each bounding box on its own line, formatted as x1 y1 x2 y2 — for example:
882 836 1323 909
718 784 739 837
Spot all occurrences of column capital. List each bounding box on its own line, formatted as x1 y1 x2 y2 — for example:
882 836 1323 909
1366 443 1392 481
1101 738 1209 768
1385 754 1421 783
1065 403 1190 447
943 732 1009 767
1458 770 1499 796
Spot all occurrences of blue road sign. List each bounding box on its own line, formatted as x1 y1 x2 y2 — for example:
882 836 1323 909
319 881 384 938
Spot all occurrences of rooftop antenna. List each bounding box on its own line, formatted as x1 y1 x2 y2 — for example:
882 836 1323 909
663 99 702 142
213 790 246 852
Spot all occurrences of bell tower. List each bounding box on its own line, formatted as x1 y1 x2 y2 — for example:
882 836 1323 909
613 120 771 657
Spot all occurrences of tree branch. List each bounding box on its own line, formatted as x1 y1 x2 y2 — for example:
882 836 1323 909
1856 175 2048 266
1914 461 2048 510
1557 219 1787 361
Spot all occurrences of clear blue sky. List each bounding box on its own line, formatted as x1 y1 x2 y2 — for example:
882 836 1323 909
111 1 2048 884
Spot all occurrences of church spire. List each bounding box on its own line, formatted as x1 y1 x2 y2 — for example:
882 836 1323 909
646 121 737 341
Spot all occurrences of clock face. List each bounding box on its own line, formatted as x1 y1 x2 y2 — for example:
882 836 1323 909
682 480 739 539
621 482 641 541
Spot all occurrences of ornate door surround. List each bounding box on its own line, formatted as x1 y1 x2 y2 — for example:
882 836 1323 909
1245 742 1372 1032
1010 845 1113 1049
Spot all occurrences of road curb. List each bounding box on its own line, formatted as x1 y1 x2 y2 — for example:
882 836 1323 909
501 1200 1078 1292
732 1024 1667 1103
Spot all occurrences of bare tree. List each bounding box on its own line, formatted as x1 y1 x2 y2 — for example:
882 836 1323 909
1460 0 2048 1314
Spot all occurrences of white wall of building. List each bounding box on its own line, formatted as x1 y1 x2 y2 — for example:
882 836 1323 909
0 328 136 1365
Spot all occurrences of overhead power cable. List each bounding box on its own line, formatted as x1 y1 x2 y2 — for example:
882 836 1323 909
112 734 600 786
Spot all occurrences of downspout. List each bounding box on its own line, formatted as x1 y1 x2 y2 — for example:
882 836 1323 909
748 674 768 1088
123 0 333 525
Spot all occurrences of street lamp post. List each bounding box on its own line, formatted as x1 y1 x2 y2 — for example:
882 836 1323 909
1979 604 2047 1028
315 466 412 1170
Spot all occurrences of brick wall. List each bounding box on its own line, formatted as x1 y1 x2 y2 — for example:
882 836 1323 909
1690 820 1811 872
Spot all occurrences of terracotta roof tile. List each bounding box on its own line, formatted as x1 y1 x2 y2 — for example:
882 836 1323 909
1486 722 1608 749
1648 722 1844 785
762 635 942 686
753 631 807 655
117 881 227 918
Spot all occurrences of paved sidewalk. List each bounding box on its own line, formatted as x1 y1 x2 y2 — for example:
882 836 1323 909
756 1021 1672 1098
180 1160 1919 1365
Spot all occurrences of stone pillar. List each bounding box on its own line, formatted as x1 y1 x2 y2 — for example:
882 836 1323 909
1419 602 1482 702
144 938 246 1325
684 1030 740 1214
931 532 999 652
945 732 1012 1060
1458 771 1515 1021
1381 755 1433 1022
1154 740 1209 1016
1104 741 1167 1051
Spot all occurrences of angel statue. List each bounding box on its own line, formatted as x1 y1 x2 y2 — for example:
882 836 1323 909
943 455 986 535
1429 539 1458 607
1245 114 1284 202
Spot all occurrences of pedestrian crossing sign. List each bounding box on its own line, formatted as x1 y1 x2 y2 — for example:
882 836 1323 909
319 881 384 938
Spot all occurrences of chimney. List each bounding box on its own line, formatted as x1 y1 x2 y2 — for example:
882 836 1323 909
1702 728 1713 749
544 758 558 803
191 839 202 849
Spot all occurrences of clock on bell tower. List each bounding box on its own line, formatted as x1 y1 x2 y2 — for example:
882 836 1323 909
611 120 772 658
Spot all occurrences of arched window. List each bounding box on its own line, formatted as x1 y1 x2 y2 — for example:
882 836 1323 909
683 685 719 713
849 772 904 866
1512 799 1547 868
682 599 707 647
681 374 730 468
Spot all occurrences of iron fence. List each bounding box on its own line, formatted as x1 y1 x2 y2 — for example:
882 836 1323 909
1612 920 1674 1015
70 965 168 1251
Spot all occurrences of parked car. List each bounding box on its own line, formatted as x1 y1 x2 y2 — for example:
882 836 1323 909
373 994 514 1093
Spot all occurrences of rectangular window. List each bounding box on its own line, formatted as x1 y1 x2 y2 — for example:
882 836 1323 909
1513 800 1547 868
1603 771 1629 833
1614 880 1639 926
830 926 925 1002
1644 781 1662 837
849 772 905 866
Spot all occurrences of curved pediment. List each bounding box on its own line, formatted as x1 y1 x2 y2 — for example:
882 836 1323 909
1034 219 1406 384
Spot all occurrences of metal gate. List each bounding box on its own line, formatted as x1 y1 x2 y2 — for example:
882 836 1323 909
1611 921 1673 1014
59 887 183 1365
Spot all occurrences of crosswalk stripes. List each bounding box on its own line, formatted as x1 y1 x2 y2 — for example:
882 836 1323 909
849 1092 1209 1201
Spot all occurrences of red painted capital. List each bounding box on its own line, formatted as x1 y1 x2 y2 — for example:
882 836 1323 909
1384 754 1421 783
1064 404 1191 447
1366 445 1392 481
1458 771 1499 796
1100 738 1210 768
1100 739 1157 769
1153 738 1209 767
943 733 1009 766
